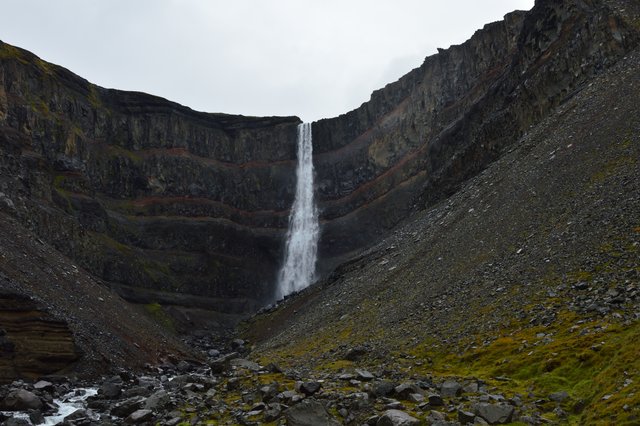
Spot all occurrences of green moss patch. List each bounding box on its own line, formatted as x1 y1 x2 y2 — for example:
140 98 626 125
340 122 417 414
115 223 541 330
143 302 175 333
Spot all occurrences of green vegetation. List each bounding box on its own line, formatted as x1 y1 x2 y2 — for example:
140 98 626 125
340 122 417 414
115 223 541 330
29 98 50 116
105 144 143 163
0 42 54 74
143 302 175 332
88 85 101 108
35 58 53 75
407 311 639 424
0 43 28 63
590 155 636 184
92 232 133 256
140 257 172 283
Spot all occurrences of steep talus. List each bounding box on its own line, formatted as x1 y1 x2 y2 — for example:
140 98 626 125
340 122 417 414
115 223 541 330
312 0 640 271
0 42 301 317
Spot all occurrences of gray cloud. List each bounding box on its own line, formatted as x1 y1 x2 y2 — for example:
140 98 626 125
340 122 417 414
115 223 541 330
0 0 533 121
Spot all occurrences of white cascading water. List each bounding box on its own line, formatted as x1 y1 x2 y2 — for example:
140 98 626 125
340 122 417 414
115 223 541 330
277 122 319 299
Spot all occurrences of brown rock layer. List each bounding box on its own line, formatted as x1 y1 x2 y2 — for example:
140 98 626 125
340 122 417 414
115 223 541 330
0 292 78 382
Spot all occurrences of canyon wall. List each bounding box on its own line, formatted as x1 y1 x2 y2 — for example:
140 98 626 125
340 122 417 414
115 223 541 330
0 44 300 314
1 0 639 319
312 0 640 268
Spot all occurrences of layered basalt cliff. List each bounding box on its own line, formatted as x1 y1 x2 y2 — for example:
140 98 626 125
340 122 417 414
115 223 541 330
312 0 640 267
0 45 300 314
1 0 639 321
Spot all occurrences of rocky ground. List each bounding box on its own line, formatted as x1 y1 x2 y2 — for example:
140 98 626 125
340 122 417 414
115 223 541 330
0 335 579 425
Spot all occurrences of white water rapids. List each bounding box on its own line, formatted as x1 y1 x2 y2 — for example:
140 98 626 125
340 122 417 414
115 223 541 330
276 122 319 299
1 388 98 425
43 388 98 425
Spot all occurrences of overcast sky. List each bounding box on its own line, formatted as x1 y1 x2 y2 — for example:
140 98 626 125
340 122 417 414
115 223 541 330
1 1 533 122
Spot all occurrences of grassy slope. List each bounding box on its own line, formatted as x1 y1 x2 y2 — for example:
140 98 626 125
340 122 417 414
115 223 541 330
243 49 640 424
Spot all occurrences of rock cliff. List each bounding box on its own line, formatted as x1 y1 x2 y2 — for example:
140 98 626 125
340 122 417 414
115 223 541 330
1 0 639 326
0 43 300 317
312 0 639 268
243 36 640 426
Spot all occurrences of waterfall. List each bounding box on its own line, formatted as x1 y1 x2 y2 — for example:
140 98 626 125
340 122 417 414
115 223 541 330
276 122 319 299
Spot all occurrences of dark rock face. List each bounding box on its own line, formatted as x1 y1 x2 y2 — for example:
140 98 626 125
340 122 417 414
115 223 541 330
1 0 639 324
312 0 640 270
0 41 300 316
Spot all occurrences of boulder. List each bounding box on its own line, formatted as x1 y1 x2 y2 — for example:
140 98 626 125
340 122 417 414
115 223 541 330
376 409 420 426
284 399 340 426
264 403 283 422
229 358 261 372
0 389 42 410
28 409 45 425
125 409 154 424
63 409 94 423
99 382 122 399
408 393 424 402
441 380 462 397
394 383 422 400
209 352 240 374
463 382 479 393
356 369 375 381
144 390 170 411
299 381 322 396
428 393 444 406
549 391 569 403
277 390 302 404
458 409 476 424
111 396 145 418
344 346 368 361
176 360 192 372
33 381 54 392
260 383 279 402
426 411 447 423
372 381 396 397
473 403 514 424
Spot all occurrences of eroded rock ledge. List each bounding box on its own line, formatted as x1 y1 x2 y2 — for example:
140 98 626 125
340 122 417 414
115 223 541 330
0 291 78 381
